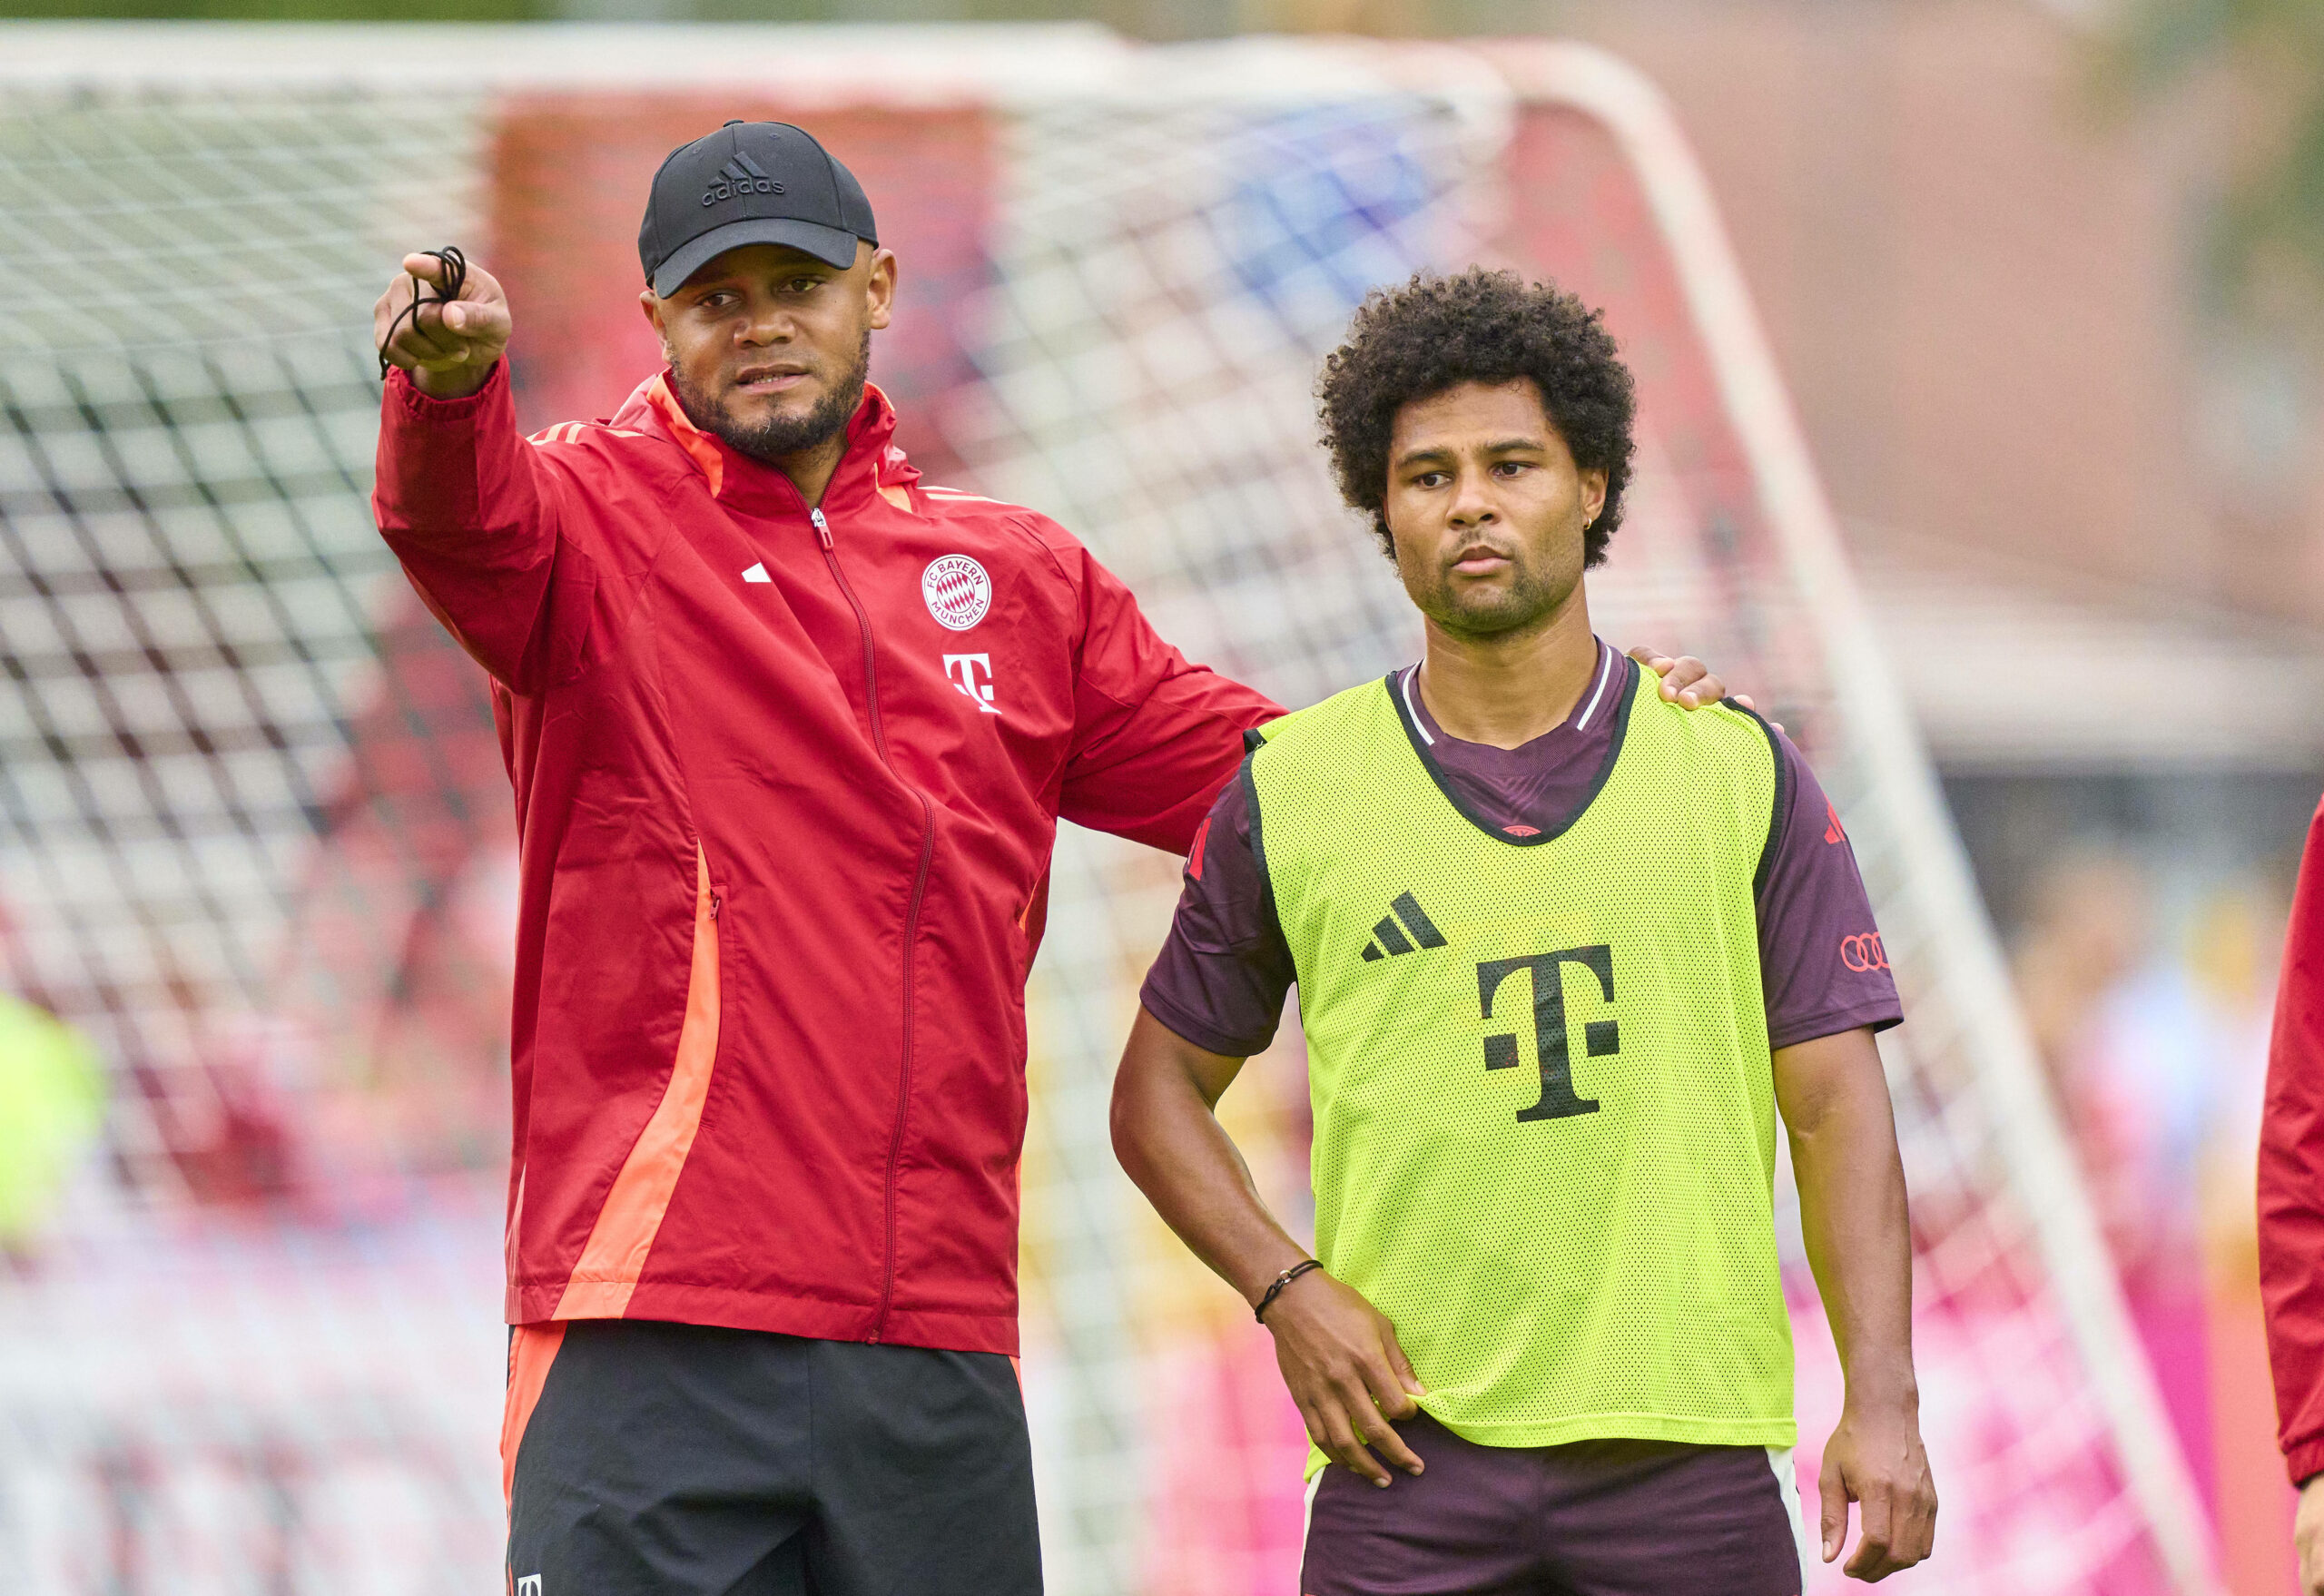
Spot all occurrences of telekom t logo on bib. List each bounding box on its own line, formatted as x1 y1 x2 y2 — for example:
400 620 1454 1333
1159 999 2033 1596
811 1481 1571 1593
1479 944 1618 1123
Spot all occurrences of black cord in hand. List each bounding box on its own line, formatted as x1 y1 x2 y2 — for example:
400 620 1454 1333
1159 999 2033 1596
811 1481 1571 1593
377 246 469 381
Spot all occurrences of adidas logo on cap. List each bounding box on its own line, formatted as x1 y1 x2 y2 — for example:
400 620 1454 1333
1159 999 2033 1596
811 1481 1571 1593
1360 892 1447 961
702 151 786 207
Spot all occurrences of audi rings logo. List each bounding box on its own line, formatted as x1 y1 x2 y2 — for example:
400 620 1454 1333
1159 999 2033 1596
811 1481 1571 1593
1841 932 1889 973
921 555 992 630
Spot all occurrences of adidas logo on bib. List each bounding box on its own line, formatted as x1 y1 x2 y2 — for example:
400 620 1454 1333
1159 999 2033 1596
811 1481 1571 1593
1359 892 1446 961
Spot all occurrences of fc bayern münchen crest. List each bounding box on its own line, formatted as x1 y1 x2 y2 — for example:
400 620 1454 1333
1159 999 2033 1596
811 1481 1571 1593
921 555 991 631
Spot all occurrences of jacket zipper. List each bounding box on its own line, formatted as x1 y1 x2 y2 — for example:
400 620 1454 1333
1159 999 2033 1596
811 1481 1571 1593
811 505 938 1344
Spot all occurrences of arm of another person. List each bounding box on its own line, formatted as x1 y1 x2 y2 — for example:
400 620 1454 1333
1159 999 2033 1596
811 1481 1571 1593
1110 1009 1427 1488
370 251 593 694
1053 545 1283 853
1777 1027 1936 1581
2259 797 2324 1593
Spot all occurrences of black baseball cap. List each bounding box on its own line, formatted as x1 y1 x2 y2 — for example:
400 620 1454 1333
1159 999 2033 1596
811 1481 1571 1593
638 121 879 299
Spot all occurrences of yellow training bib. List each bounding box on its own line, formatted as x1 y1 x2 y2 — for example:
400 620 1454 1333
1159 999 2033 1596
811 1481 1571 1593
1246 661 1793 1463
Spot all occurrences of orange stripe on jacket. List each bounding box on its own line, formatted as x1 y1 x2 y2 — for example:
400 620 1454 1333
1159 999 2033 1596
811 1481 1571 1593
643 374 724 498
552 842 722 1318
501 1320 568 1508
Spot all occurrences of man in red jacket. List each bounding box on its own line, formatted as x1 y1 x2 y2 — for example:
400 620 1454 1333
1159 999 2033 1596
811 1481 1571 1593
373 120 1742 1595
2262 793 2324 1594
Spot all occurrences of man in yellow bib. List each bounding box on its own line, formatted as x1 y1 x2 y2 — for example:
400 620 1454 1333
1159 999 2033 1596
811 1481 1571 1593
1112 269 1935 1592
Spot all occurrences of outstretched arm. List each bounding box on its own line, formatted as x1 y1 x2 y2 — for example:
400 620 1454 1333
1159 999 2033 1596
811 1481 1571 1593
1775 1025 1936 1581
1110 1007 1427 1487
369 251 600 694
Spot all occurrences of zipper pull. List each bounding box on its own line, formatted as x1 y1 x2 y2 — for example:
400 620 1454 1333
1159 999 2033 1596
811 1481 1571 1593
809 506 832 550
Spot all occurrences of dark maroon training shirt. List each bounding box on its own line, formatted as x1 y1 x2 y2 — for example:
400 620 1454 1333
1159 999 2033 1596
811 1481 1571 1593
1140 640 1904 1057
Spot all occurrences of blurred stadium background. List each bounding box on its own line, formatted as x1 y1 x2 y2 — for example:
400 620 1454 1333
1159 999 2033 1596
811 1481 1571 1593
1 4 2319 1594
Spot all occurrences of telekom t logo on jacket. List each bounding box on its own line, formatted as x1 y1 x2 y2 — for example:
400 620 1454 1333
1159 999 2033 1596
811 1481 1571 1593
944 654 1000 714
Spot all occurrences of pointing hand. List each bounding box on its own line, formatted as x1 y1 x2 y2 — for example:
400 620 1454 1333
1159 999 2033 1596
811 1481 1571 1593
373 250 512 400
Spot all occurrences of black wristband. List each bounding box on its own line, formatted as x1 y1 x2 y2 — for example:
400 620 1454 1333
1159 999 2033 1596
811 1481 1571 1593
1254 1259 1324 1324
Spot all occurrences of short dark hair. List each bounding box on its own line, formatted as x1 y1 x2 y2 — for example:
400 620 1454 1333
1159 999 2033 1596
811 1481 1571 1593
1315 268 1637 566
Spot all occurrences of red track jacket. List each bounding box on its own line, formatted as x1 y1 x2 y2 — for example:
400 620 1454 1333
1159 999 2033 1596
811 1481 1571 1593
2261 793 2324 1482
373 364 1279 1355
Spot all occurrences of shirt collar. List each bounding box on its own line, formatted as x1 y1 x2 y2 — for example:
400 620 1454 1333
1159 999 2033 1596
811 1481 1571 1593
618 371 918 517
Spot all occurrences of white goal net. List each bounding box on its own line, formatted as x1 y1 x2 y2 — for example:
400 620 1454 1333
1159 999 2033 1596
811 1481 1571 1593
0 24 2216 1596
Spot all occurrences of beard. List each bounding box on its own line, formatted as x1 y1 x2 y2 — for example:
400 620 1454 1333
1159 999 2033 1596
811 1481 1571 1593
1404 538 1577 641
669 327 871 465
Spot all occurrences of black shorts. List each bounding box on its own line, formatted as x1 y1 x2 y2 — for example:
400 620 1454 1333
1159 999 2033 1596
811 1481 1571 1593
1300 1410 1807 1596
504 1320 1041 1596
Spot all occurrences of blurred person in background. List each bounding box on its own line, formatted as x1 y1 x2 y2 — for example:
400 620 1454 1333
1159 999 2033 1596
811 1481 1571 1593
0 990 103 1264
2025 846 2291 1536
370 121 1745 1595
2099 879 2290 1549
2012 848 2151 1116
2011 851 2205 1479
2260 793 2324 1593
2022 847 2295 1525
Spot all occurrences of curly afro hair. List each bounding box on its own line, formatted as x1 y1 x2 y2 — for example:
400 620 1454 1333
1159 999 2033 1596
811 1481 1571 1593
1315 268 1636 567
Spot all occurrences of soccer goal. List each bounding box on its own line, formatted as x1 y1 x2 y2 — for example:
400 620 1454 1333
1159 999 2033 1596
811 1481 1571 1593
0 24 2215 1595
